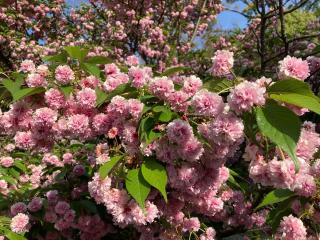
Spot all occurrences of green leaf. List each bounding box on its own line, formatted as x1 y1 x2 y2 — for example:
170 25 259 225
160 66 191 76
99 155 124 179
256 101 301 171
227 174 242 190
153 106 167 112
14 160 27 172
64 46 89 62
138 116 155 142
158 111 173 122
1 176 17 185
59 85 73 97
5 230 27 240
268 79 320 114
12 87 45 102
85 56 112 64
95 87 108 107
42 52 68 63
267 198 294 231
125 168 151 209
203 78 233 93
81 63 101 78
146 130 163 144
255 189 295 210
141 158 168 202
2 78 23 96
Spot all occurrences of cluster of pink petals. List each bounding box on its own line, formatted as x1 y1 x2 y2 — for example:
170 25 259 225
228 80 266 114
55 65 75 85
211 50 234 76
10 213 30 233
275 215 307 240
279 56 310 80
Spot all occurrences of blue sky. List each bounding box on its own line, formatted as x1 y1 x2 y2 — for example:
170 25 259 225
66 0 248 30
216 1 248 30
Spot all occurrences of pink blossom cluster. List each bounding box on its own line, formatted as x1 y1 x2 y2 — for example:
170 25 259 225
0 55 319 240
279 56 310 81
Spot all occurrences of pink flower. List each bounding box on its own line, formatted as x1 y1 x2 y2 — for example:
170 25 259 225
228 81 266 114
104 63 120 75
14 131 35 150
67 114 90 137
211 50 234 76
44 211 57 223
0 156 14 167
73 165 86 176
54 201 70 215
19 60 35 73
149 77 174 99
127 99 144 119
276 215 307 240
10 213 29 233
128 66 152 88
294 174 316 197
167 91 189 112
182 217 200 232
80 76 100 89
191 89 224 117
209 113 244 144
27 197 43 212
36 64 49 77
33 107 58 127
46 190 59 204
26 73 47 87
125 55 139 66
76 87 97 108
200 227 216 240
10 202 27 216
167 119 193 144
182 75 203 96
45 89 65 109
55 65 75 85
103 73 129 92
279 56 310 80
62 153 74 165
178 136 204 162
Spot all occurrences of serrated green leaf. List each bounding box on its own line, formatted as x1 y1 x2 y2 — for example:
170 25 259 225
42 52 68 63
5 230 27 240
141 158 168 202
267 198 294 231
65 46 89 62
12 87 45 102
138 116 155 142
153 106 167 112
81 63 101 78
59 85 73 97
0 176 16 185
146 130 163 144
158 110 173 122
268 79 320 114
95 87 108 107
126 168 151 209
203 78 233 93
255 189 295 210
14 160 27 172
256 101 301 171
160 66 191 76
99 155 124 179
85 56 112 64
